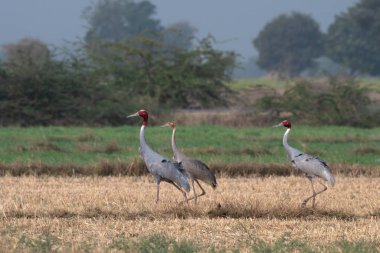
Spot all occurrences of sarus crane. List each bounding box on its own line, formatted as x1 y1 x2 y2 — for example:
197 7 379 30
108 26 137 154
162 122 217 204
127 110 190 203
274 120 335 208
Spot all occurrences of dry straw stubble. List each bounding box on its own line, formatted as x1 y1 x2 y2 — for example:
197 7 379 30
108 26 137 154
0 175 379 251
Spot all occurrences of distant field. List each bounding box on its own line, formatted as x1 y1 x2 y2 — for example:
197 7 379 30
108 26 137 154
0 176 379 252
358 78 380 91
227 78 290 90
0 125 379 169
227 77 380 91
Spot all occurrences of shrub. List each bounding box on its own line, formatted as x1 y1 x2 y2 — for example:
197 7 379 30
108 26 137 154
256 77 379 127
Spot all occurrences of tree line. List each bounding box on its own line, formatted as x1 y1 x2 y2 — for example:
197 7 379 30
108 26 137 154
0 0 236 126
0 0 379 126
254 0 380 77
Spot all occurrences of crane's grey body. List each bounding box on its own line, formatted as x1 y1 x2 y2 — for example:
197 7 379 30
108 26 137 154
139 125 190 193
283 128 335 187
127 110 190 203
169 125 217 203
277 122 335 208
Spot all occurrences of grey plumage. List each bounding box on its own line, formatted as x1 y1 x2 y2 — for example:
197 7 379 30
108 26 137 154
275 120 335 208
163 122 217 204
127 110 190 203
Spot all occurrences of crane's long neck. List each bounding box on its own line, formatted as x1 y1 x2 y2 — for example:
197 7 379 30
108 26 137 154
171 127 185 161
283 128 293 157
140 125 149 151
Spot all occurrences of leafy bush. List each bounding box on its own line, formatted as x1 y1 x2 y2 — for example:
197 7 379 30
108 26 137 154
329 239 379 253
251 235 313 253
0 39 136 126
17 232 60 253
108 232 130 252
250 236 379 253
136 233 198 253
257 77 379 127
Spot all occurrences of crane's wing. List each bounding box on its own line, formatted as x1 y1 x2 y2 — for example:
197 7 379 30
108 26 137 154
285 145 305 164
293 153 335 187
181 158 217 188
142 150 190 192
138 129 190 192
158 159 190 192
171 160 186 174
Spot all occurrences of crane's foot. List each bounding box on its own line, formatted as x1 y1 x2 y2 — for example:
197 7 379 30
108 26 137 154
301 199 317 208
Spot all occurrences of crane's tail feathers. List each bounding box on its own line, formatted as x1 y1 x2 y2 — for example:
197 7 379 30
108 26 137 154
329 175 335 187
181 177 190 192
183 183 190 193
211 176 218 189
324 171 335 187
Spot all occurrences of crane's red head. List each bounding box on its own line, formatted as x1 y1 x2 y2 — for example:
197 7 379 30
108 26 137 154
127 109 149 126
281 120 291 128
273 120 291 128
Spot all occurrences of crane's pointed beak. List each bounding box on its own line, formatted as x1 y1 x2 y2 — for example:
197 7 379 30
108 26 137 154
272 122 283 128
161 123 169 128
126 112 139 118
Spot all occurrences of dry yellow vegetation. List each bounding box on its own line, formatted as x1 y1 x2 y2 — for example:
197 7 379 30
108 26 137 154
0 175 379 251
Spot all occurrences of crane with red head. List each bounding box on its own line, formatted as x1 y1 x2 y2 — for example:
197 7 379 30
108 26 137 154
127 110 190 203
274 120 335 208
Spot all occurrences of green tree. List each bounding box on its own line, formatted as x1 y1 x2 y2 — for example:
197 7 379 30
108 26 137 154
87 35 236 109
253 12 323 78
2 38 50 79
82 0 162 43
162 21 197 51
326 0 380 75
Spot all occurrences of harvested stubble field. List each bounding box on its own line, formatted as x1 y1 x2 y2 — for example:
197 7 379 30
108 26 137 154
0 125 379 251
0 175 379 252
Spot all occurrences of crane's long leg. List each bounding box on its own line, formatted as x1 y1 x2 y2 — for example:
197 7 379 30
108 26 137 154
314 180 328 203
310 181 328 208
302 178 328 208
169 182 188 204
156 182 161 204
192 179 197 204
185 179 206 203
301 177 316 208
195 179 206 197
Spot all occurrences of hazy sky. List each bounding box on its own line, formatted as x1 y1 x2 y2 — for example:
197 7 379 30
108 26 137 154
0 0 358 58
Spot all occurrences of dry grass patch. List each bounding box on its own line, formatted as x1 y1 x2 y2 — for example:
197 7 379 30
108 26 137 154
0 176 379 251
210 163 293 177
0 159 147 177
352 146 380 155
0 161 379 178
